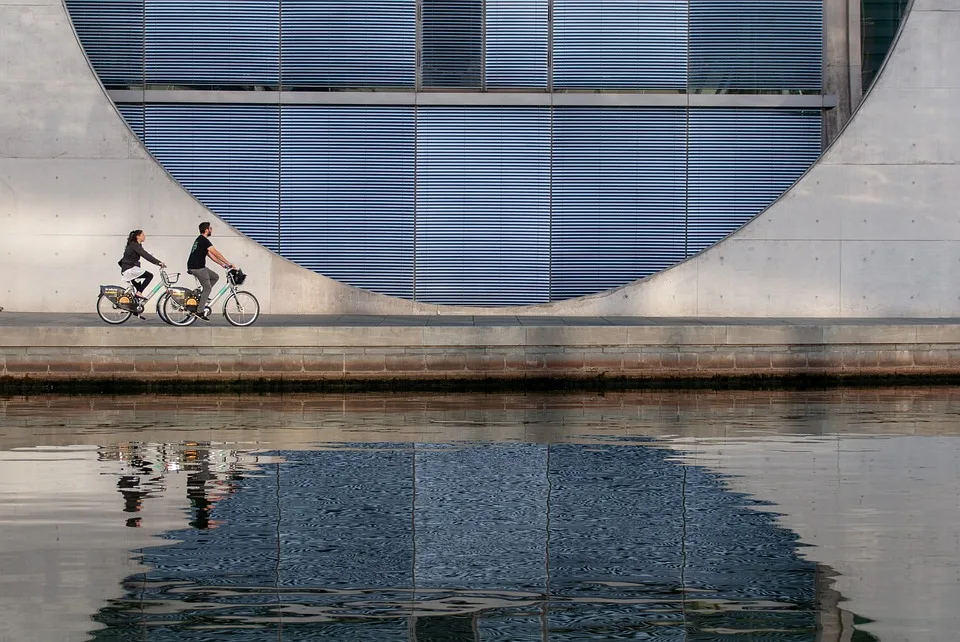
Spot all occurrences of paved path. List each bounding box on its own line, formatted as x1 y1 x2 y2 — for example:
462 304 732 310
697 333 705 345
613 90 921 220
1 312 957 328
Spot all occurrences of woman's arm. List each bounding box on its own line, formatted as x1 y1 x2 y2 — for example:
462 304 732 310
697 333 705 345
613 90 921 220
135 243 164 267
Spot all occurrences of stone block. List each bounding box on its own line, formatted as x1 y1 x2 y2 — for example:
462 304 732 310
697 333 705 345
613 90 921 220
425 355 466 372
385 355 426 372
46 360 92 374
464 354 506 372
877 350 915 368
914 350 950 367
734 352 772 370
805 351 840 369
132 358 179 373
176 356 220 373
3 356 49 374
344 356 387 372
769 353 809 370
218 356 262 373
543 353 585 371
504 354 543 371
677 353 699 370
581 353 623 370
260 356 305 373
91 357 136 374
303 355 344 373
696 351 736 370
653 350 679 370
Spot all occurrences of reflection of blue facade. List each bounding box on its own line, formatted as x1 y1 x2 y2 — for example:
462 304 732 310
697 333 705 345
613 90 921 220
93 443 827 639
67 1 825 306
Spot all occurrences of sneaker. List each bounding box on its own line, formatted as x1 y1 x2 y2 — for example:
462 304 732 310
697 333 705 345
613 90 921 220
192 309 210 322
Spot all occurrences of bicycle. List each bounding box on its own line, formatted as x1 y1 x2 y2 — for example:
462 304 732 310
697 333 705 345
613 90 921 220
162 268 260 327
97 268 180 325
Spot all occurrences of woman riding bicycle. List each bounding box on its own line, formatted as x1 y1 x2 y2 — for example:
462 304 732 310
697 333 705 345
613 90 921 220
119 229 166 299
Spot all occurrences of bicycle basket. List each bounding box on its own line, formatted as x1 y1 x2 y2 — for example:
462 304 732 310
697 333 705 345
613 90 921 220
228 268 247 286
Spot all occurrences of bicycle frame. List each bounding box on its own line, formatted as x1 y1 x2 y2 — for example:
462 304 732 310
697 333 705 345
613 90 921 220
193 275 238 313
120 269 179 305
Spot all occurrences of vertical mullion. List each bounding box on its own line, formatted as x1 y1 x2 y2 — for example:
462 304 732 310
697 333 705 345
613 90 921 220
415 0 423 91
480 0 486 89
546 0 553 92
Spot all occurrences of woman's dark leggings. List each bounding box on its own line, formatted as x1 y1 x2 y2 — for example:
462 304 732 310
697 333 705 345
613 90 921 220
134 271 154 293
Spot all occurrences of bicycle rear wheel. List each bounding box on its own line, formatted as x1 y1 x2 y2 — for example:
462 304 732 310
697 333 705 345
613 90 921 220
96 293 132 325
161 292 198 327
223 291 260 327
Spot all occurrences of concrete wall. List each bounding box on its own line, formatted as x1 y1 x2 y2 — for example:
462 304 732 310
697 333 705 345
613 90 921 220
2 322 960 380
1 0 955 317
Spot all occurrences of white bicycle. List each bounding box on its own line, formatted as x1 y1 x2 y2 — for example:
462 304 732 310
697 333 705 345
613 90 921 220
97 267 179 325
162 268 260 327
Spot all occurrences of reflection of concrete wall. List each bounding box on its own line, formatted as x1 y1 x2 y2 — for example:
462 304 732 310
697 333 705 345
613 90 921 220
670 435 960 642
0 449 190 641
0 0 958 317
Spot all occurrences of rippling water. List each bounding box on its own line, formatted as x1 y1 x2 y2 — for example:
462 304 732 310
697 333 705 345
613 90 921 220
2 390 960 641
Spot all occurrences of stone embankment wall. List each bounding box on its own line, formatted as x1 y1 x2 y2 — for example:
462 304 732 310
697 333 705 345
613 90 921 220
2 325 960 381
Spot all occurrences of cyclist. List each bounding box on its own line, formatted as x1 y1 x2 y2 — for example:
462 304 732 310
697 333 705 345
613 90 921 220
119 229 166 300
187 221 235 321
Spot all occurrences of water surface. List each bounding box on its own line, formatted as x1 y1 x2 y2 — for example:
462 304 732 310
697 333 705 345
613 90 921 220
2 390 959 641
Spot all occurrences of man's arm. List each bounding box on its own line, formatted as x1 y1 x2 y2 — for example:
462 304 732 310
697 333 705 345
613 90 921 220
207 246 233 269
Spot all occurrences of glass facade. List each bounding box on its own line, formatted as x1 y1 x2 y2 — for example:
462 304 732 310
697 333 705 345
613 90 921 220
862 0 909 91
68 0 826 306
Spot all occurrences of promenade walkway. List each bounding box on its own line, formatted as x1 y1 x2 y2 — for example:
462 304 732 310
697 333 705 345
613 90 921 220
1 312 955 328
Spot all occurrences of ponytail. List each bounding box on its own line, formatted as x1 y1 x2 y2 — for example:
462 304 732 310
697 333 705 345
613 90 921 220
126 229 142 245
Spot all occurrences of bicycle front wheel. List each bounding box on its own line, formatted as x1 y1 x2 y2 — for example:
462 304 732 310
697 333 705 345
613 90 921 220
161 292 198 327
223 291 260 327
156 293 171 325
96 293 132 325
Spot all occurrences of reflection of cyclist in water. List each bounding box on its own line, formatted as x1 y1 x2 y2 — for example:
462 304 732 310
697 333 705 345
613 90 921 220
115 445 154 528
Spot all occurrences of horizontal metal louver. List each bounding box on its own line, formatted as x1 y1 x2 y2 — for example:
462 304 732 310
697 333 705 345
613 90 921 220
686 109 822 255
144 0 279 87
421 0 483 88
281 1 415 88
143 105 280 252
485 0 548 88
552 108 687 301
689 0 823 91
416 108 550 306
116 103 145 138
553 0 688 89
280 107 415 299
65 0 143 87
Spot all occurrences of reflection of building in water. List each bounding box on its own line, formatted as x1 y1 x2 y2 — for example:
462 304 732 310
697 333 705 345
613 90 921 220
92 443 875 641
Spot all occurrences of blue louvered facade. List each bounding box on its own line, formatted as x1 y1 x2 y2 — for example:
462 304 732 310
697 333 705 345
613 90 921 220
68 0 827 306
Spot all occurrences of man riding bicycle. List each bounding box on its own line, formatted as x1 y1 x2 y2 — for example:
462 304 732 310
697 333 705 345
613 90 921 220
187 222 235 321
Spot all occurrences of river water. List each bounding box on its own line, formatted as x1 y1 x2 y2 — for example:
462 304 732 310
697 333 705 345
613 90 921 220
1 389 959 641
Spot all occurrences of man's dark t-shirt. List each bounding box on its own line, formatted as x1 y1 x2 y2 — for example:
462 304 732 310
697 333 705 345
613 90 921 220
187 235 212 270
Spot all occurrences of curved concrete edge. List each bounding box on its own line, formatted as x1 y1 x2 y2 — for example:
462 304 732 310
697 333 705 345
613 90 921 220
0 0 951 317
